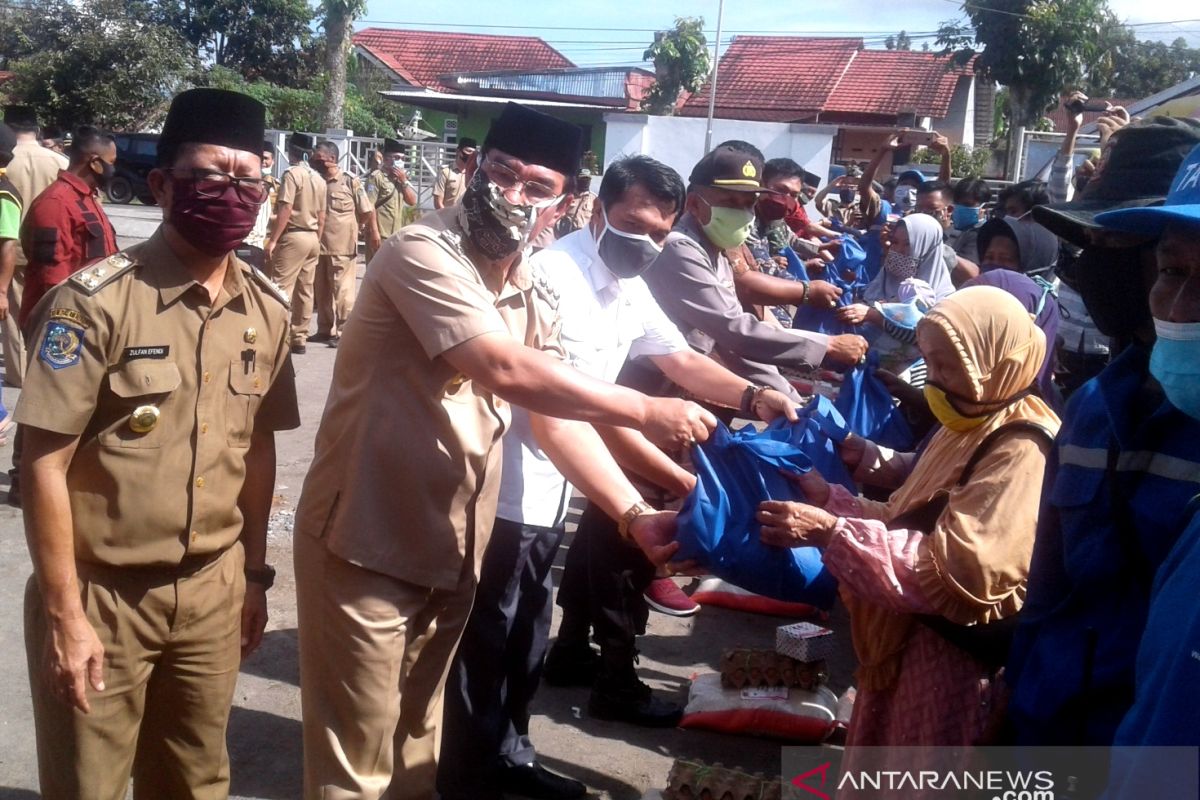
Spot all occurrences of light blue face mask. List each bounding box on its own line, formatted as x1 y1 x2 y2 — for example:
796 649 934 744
1150 318 1200 421
951 205 980 231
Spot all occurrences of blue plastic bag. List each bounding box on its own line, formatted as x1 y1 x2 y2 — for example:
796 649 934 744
674 396 854 607
835 351 915 450
789 237 868 336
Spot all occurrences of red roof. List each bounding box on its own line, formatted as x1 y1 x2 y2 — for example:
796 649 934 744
353 28 574 92
684 37 862 121
681 36 973 122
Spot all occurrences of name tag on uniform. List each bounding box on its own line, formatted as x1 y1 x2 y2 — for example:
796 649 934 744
123 346 170 361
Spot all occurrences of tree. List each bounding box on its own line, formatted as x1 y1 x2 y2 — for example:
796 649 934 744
319 0 366 129
885 31 913 51
156 0 322 88
1086 30 1200 98
0 0 198 130
938 0 1113 178
642 17 710 116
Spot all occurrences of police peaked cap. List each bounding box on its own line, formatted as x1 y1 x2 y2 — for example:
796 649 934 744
483 102 583 180
289 132 316 151
158 89 265 163
3 105 38 128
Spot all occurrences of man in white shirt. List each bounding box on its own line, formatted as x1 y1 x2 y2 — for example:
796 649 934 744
438 156 799 800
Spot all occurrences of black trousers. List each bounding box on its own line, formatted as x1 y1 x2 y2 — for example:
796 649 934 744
438 517 564 798
556 501 657 657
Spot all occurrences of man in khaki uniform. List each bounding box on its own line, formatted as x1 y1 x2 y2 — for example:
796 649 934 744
240 140 280 269
3 105 68 388
265 131 325 353
432 136 477 210
364 137 416 264
309 140 379 346
293 102 715 800
18 88 299 800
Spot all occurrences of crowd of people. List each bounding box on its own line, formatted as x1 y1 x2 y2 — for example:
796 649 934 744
1 82 1197 800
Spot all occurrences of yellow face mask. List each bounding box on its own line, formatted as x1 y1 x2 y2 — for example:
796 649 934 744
923 383 989 432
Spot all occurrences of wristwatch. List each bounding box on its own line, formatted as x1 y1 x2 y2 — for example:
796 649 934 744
245 565 276 589
617 501 655 541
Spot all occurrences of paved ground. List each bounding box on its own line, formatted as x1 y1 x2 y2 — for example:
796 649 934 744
0 206 856 799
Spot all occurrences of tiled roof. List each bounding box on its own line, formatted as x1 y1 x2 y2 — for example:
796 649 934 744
683 36 862 120
824 49 972 118
681 36 973 121
353 28 574 92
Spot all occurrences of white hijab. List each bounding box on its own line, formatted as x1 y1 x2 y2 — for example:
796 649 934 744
864 213 956 304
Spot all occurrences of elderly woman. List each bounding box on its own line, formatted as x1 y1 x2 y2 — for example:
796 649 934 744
757 286 1061 747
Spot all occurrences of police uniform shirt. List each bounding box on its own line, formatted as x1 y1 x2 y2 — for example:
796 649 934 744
322 172 373 257
278 162 325 232
14 231 301 567
292 206 563 591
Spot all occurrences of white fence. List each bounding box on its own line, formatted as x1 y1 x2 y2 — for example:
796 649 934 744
265 128 456 211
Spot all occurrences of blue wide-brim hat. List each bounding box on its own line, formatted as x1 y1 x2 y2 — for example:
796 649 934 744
1095 141 1200 236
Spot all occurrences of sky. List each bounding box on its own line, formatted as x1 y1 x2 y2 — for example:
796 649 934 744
358 0 1200 67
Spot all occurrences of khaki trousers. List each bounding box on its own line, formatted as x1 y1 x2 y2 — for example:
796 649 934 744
270 229 320 346
315 253 358 337
295 532 476 800
25 545 245 800
3 264 26 387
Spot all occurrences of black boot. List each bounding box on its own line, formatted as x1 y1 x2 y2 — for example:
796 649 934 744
543 639 599 688
499 761 587 800
587 649 682 728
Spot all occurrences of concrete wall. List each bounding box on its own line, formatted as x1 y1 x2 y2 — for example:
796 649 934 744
603 114 838 188
930 76 976 147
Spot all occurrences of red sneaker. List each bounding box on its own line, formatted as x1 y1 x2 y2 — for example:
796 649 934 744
643 577 700 617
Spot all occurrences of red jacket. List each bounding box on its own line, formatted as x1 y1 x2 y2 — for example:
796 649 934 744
19 170 117 328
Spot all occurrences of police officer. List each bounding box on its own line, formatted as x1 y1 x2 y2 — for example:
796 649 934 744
309 140 378 346
364 137 416 263
265 131 325 353
18 88 299 800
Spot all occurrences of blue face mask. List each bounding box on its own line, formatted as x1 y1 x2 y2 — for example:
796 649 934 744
951 205 980 231
1150 319 1200 421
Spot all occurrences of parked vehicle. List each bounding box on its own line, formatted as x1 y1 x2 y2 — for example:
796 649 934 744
108 133 159 205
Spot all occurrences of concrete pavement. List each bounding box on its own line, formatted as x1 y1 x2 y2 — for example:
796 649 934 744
0 208 854 799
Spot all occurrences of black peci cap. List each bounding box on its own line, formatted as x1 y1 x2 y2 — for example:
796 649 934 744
689 145 768 193
801 170 821 189
483 102 583 180
157 89 265 166
3 105 38 129
382 137 404 154
289 132 315 152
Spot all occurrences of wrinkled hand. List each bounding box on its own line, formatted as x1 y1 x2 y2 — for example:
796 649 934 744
783 468 832 508
241 584 268 659
806 280 843 309
875 367 926 407
839 434 870 473
752 388 799 424
46 613 105 713
757 500 837 549
823 334 869 368
643 398 716 451
627 509 681 568
836 303 870 325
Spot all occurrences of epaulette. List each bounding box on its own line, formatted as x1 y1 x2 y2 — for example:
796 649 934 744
531 263 560 310
70 252 137 294
247 266 291 308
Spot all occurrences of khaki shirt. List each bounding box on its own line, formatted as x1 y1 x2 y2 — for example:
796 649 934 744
321 171 373 257
365 169 406 239
15 231 301 568
433 165 466 207
8 141 69 266
278 163 326 233
293 207 563 590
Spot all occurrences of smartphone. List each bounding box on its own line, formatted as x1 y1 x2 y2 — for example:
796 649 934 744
1066 99 1111 114
900 130 938 147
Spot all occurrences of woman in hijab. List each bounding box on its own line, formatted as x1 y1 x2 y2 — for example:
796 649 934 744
756 287 1061 751
975 217 1059 277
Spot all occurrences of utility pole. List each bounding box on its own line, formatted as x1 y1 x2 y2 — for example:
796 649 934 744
703 0 726 154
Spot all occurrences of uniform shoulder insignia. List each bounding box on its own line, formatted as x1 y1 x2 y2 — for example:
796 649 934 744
69 252 136 295
247 265 291 308
531 264 561 310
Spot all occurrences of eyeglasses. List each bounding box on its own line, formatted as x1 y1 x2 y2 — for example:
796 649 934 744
164 169 269 204
483 157 560 203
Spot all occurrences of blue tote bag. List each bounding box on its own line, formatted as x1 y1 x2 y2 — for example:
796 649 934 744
674 397 854 608
789 237 868 337
834 351 915 450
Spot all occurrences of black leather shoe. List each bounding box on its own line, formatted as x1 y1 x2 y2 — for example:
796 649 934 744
499 761 587 800
308 332 333 344
588 677 682 728
327 335 339 348
290 344 307 354
542 641 599 688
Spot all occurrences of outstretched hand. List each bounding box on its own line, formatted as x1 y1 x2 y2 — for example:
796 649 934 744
627 510 681 568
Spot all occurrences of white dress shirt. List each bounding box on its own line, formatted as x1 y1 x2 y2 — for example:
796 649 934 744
496 228 689 528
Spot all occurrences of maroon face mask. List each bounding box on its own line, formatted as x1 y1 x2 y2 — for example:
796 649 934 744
168 178 260 257
755 194 795 222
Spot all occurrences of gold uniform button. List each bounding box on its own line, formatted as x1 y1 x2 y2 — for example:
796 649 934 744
195 477 205 488
129 405 160 433
203 371 211 384
201 423 209 434
190 531 198 542
244 327 258 344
